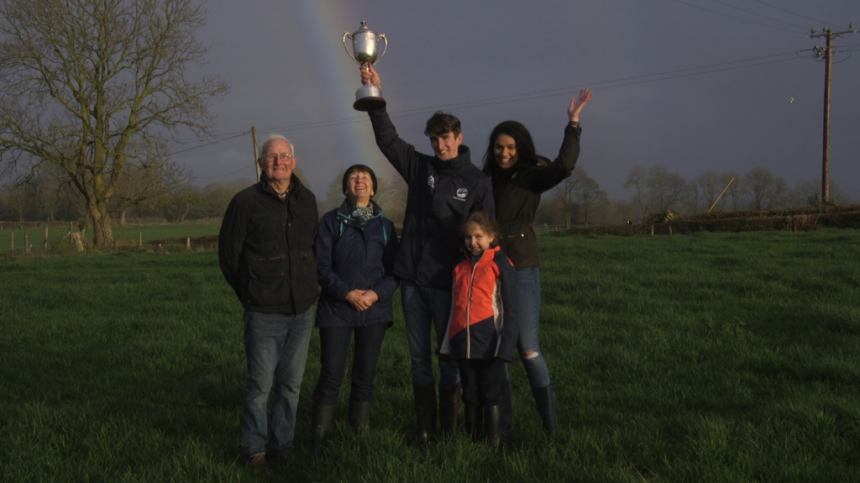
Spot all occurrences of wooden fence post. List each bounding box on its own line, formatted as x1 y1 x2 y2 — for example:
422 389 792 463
44 226 49 251
186 237 191 249
651 225 655 236
139 232 142 248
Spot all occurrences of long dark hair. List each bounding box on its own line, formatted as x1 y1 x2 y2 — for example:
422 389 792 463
481 120 538 178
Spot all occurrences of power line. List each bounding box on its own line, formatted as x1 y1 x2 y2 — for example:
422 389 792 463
706 0 808 29
170 131 248 155
195 164 252 180
188 49 818 181
256 50 814 131
749 0 837 27
667 0 806 34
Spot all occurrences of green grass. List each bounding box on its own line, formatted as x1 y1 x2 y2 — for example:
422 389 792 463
1 230 859 482
0 223 220 253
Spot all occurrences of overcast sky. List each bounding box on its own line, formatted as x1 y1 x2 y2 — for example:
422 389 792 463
174 0 860 202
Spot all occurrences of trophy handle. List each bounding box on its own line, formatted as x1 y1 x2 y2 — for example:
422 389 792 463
376 34 388 64
342 32 359 64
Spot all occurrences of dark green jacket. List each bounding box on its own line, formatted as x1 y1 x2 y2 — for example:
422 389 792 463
489 122 581 268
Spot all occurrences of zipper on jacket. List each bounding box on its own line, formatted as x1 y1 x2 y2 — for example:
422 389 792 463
464 258 479 359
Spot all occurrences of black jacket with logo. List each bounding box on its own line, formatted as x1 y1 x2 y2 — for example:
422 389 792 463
218 175 320 314
368 107 495 289
490 122 581 268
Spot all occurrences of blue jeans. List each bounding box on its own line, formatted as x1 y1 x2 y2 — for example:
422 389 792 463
241 307 314 459
312 323 388 405
514 267 551 388
401 280 460 387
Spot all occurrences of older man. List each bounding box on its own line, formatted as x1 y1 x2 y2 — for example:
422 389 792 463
218 135 319 470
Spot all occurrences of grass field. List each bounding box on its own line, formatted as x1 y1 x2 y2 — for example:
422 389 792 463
0 223 221 254
1 230 859 482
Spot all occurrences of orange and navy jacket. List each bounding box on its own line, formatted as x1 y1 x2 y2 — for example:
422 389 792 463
439 246 520 362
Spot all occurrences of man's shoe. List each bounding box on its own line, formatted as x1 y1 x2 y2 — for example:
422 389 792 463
246 454 271 471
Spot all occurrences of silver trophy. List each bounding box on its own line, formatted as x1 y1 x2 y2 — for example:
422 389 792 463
343 20 388 111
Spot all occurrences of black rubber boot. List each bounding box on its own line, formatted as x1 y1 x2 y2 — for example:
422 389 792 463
499 376 514 436
464 404 483 441
484 405 502 452
349 400 372 433
531 384 558 433
310 404 336 455
411 383 436 447
438 383 461 437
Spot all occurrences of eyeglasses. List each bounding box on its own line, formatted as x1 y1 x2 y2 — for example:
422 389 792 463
262 153 293 162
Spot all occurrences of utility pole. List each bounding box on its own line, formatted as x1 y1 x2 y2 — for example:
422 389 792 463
251 125 260 182
809 24 857 204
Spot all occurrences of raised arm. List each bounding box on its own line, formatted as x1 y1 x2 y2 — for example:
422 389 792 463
568 88 592 123
529 88 594 193
361 63 427 184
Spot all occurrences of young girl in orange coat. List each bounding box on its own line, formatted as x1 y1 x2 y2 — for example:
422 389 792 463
440 211 520 451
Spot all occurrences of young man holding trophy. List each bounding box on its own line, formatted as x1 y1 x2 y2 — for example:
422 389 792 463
357 62 494 446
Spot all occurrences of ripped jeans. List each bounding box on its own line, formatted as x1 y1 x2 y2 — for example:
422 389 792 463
514 267 551 388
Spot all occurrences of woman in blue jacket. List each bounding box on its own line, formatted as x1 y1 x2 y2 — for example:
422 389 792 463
310 164 399 453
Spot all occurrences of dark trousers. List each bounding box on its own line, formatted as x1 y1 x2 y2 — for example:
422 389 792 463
312 324 388 405
458 359 506 407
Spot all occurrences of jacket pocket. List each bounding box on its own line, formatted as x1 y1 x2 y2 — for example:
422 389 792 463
246 259 287 306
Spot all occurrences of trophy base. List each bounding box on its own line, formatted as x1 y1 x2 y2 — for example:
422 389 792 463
354 85 386 111
354 97 387 111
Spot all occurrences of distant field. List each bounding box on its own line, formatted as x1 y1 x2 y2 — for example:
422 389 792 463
1 230 859 482
0 223 221 253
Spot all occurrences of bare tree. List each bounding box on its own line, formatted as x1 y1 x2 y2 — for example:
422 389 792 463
743 168 788 211
791 179 851 207
373 176 407 224
0 181 31 221
695 171 723 212
624 164 685 220
684 180 701 215
112 140 192 226
0 0 229 245
646 165 686 213
624 165 650 222
323 172 345 213
204 179 253 218
719 172 743 212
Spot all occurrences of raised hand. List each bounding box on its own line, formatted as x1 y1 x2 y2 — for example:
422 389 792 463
568 88 593 123
360 63 382 87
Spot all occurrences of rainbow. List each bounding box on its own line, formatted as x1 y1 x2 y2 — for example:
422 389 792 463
292 5 392 179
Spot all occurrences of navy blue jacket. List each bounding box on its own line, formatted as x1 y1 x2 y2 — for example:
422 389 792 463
368 106 495 289
315 199 400 328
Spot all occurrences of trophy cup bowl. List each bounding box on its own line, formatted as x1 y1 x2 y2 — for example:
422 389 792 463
343 20 388 111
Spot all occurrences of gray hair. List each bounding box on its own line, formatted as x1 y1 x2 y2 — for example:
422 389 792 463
260 134 295 157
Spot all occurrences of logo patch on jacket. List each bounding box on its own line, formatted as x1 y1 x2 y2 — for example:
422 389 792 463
454 188 468 201
427 176 435 190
